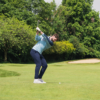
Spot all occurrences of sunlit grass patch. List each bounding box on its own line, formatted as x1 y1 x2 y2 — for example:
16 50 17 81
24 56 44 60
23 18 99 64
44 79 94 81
0 62 100 100
0 69 20 77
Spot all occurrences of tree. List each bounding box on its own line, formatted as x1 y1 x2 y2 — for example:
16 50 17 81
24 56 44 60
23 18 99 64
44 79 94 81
0 0 57 31
36 0 57 36
52 5 68 40
53 0 100 58
0 0 37 28
61 0 99 39
0 15 35 62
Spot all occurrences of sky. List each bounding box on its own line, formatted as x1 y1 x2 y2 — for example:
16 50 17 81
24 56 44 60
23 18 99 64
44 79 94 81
44 0 100 16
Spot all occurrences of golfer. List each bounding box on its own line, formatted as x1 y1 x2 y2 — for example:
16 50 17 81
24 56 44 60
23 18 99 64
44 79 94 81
30 27 59 83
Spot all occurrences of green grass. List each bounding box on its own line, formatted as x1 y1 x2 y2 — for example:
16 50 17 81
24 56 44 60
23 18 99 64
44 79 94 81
0 69 20 77
0 62 100 100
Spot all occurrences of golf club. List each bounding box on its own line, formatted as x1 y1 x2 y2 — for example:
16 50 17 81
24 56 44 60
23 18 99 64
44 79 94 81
37 20 40 27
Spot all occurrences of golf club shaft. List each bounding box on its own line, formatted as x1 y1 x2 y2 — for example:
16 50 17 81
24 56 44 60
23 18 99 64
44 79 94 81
37 21 39 27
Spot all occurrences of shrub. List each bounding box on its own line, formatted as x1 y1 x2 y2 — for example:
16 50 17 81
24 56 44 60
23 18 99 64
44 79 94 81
43 41 75 61
44 41 75 54
69 36 88 59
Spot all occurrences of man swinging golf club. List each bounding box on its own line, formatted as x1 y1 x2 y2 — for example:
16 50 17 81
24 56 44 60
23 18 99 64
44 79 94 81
30 27 59 83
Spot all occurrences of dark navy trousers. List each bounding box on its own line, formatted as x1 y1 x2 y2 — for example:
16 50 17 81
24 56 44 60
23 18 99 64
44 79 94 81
30 49 48 79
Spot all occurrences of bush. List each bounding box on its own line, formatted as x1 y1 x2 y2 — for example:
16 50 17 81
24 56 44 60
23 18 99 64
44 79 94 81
44 41 75 54
43 41 75 61
69 36 88 59
85 47 100 58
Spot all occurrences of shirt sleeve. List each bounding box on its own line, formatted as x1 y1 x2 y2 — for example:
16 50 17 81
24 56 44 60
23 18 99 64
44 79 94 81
35 35 42 41
42 33 53 46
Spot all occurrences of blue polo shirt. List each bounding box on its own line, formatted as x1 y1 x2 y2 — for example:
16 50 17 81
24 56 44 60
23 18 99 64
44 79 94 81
32 33 53 54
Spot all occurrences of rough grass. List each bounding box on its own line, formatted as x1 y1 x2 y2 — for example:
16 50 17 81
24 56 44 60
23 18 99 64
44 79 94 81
0 62 100 100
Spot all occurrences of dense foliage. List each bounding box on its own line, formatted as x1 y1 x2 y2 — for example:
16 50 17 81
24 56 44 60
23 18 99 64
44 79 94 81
0 16 35 62
43 41 75 61
55 0 100 58
0 0 100 63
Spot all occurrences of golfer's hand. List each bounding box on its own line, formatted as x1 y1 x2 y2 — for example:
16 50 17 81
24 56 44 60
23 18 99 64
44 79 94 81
36 27 41 32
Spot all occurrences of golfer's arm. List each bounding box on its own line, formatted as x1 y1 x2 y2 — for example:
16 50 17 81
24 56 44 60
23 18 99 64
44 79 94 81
40 31 44 35
41 32 53 46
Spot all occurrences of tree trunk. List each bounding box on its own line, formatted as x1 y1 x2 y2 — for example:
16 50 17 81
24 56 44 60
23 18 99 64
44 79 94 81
4 50 7 62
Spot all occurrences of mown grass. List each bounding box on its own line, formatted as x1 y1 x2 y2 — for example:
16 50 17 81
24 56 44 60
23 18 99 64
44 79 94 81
0 62 100 100
0 69 20 77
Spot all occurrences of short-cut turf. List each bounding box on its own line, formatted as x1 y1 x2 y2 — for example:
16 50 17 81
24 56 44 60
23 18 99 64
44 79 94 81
0 62 100 100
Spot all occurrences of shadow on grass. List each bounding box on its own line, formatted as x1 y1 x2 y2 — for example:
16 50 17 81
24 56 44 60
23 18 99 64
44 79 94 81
0 69 20 77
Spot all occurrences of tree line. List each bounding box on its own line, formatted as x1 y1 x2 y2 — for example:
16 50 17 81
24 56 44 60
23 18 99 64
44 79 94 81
0 0 100 63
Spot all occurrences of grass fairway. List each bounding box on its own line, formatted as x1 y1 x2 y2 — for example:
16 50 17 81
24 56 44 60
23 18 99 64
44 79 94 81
0 61 100 100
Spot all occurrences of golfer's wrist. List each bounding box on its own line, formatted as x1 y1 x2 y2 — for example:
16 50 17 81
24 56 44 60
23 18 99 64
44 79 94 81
40 31 43 34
